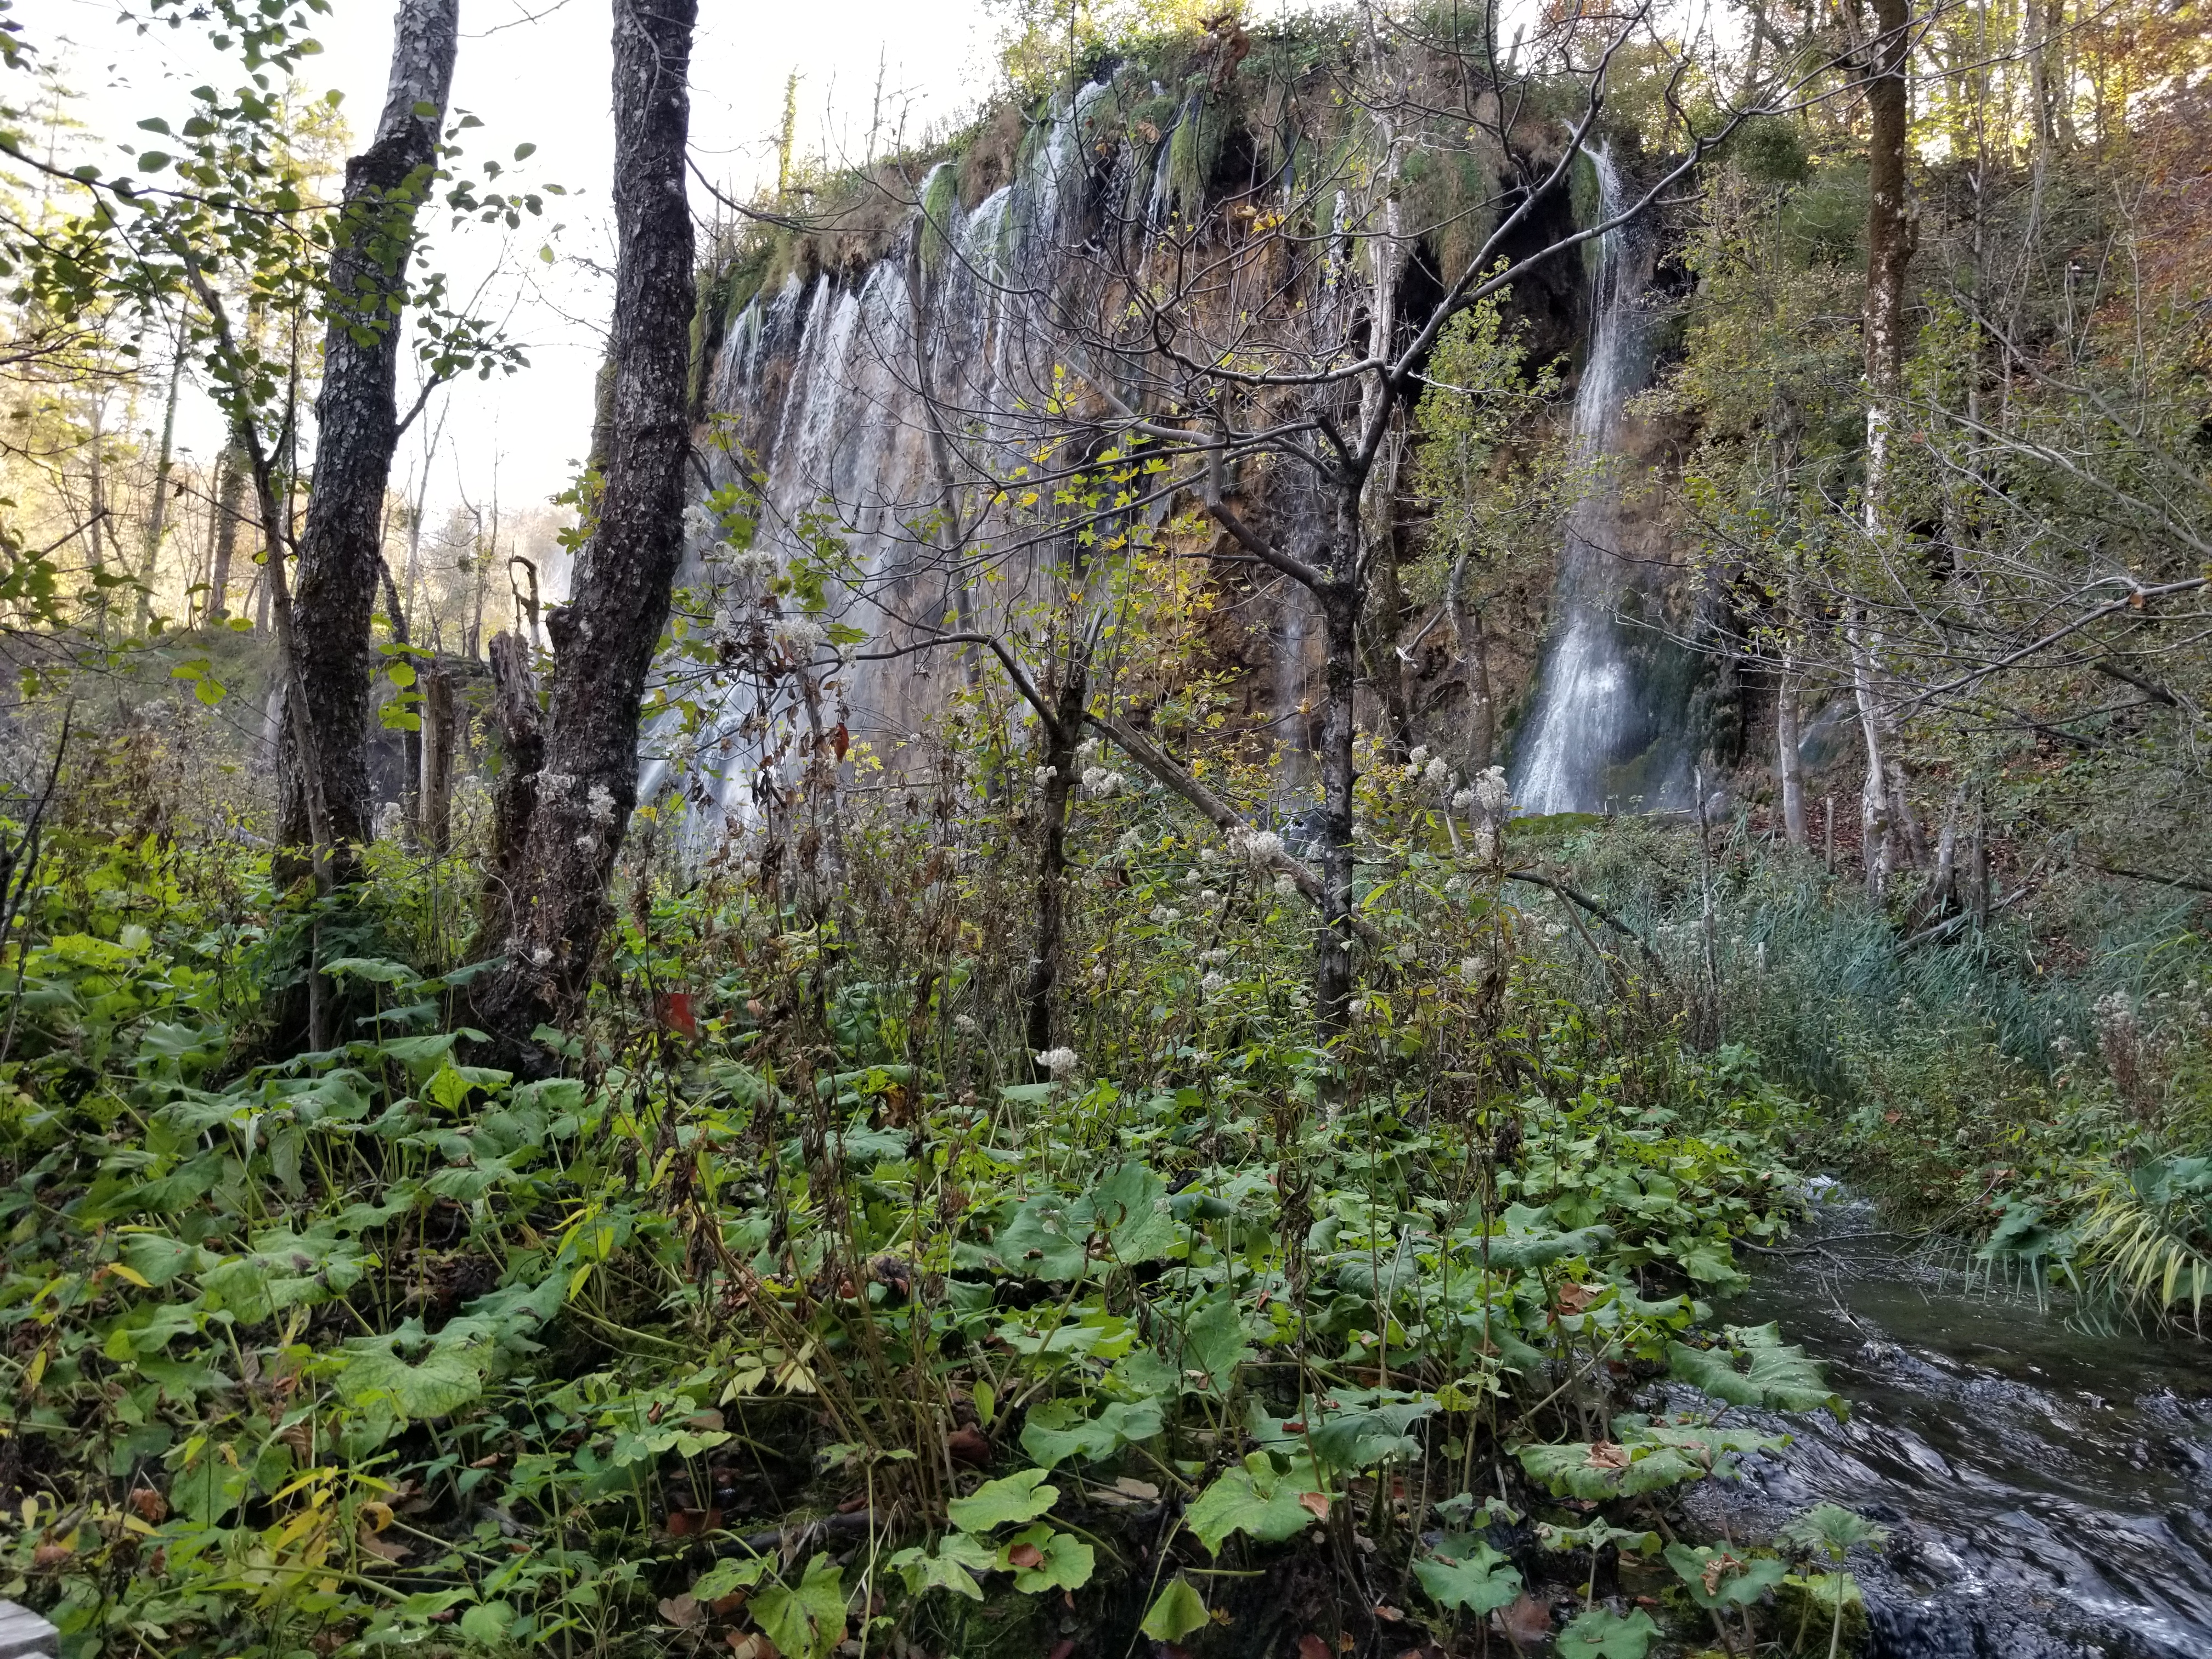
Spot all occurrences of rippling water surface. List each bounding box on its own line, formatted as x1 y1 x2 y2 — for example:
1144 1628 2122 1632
1696 1195 2212 1658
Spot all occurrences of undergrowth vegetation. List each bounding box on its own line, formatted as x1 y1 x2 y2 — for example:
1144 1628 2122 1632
3 708 2204 1659
0 731 1905 1659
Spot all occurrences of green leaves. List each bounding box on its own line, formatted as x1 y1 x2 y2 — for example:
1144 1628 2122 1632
998 1524 1095 1592
751 1555 846 1659
1140 1577 1211 1641
1019 1397 1164 1468
1558 1607 1660 1659
168 657 225 706
1782 1502 1889 1561
888 1532 995 1601
1411 1540 1522 1615
945 1467 1058 1533
1663 1543 1787 1610
992 1160 1177 1281
1515 1416 1788 1499
1182 1451 1332 1554
1178 1291 1252 1395
1667 1323 1843 1416
333 1318 490 1421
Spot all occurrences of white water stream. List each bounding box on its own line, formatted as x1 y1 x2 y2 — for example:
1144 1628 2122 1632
1509 146 1695 815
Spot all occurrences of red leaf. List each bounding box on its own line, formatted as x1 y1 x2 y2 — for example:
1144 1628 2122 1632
1299 1637 1331 1659
1008 1542 1044 1568
831 722 850 761
660 991 698 1039
1298 1491 1330 1521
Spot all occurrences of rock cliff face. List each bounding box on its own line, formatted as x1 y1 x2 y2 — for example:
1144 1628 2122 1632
660 53 1735 825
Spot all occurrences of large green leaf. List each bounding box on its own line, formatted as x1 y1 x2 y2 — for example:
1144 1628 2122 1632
888 1533 994 1601
1019 1397 1164 1468
1090 1160 1178 1263
1667 1324 1843 1416
994 1194 1093 1280
1516 1417 1787 1500
1559 1607 1660 1659
752 1555 847 1659
946 1467 1058 1533
991 1162 1177 1281
334 1319 490 1421
1178 1292 1251 1396
1139 1577 1211 1641
997 1524 1095 1592
1663 1543 1787 1610
1182 1451 1330 1554
1411 1541 1522 1615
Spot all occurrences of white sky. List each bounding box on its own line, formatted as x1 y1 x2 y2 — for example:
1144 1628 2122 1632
39 0 994 521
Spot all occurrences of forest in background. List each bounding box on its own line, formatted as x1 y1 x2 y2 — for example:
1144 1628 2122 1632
0 0 2208 1655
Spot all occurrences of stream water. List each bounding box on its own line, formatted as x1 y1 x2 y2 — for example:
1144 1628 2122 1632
1691 1191 2212 1658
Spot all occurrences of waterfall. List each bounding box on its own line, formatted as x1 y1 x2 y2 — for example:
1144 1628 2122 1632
640 86 1118 828
1509 145 1695 815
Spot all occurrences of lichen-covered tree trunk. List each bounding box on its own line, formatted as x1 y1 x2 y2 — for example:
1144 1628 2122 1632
1023 654 1088 1067
1854 0 1915 891
471 0 697 1063
1315 579 1361 1041
279 0 459 865
207 435 247 623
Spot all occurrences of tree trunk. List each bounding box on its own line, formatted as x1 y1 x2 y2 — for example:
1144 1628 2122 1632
1023 656 1088 1068
470 0 697 1062
378 553 424 836
279 0 459 864
1776 667 1807 844
1315 580 1361 1041
419 664 458 856
1445 551 1493 774
477 629 545 949
208 437 247 623
134 347 183 635
1857 0 1914 890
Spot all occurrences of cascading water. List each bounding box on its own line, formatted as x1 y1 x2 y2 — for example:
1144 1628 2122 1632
637 85 1114 827
1509 145 1698 815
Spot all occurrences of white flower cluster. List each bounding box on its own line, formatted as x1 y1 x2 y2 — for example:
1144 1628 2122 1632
586 781 617 826
1034 1046 1079 1079
1459 956 1482 985
1273 873 1297 896
1424 755 1449 788
1149 904 1181 925
1227 825 1283 865
1080 765 1125 799
725 546 777 582
1115 828 1144 853
372 800 406 843
953 1013 979 1034
683 502 718 542
1201 970 1227 995
1199 947 1231 964
770 616 827 657
1034 764 1059 789
1473 765 1511 817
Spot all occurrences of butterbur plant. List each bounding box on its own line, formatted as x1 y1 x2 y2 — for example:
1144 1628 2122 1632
1781 1503 1889 1658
